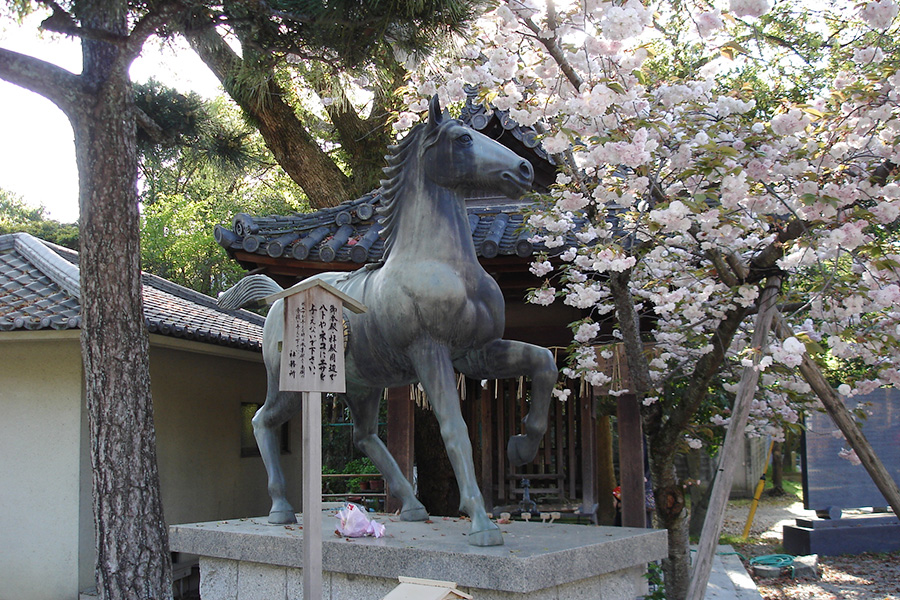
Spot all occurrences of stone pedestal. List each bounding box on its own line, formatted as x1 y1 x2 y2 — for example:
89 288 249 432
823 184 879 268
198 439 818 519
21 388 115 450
170 513 667 600
783 513 900 556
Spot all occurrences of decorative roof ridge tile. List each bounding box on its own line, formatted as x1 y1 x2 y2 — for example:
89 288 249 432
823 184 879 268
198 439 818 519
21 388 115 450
1 233 81 299
216 197 596 268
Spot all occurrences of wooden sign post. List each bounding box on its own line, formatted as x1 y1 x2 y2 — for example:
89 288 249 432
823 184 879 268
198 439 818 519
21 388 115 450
266 279 365 600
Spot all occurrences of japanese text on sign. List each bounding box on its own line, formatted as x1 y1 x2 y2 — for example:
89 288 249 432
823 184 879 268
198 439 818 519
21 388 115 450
280 286 345 393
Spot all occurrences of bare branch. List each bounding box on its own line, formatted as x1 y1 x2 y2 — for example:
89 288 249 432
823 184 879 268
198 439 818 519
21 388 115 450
517 11 584 92
134 105 172 145
0 47 84 116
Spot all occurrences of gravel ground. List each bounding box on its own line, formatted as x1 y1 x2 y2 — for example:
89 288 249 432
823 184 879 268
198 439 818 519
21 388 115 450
721 494 900 600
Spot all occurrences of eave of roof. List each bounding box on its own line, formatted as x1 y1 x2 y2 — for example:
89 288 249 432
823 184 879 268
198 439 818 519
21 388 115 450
215 196 574 266
0 232 264 352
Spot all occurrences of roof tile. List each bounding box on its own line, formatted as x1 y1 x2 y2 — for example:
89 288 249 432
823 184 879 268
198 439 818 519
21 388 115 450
0 233 263 351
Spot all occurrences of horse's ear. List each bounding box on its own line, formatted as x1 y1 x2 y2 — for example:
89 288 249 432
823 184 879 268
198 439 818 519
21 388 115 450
428 95 443 129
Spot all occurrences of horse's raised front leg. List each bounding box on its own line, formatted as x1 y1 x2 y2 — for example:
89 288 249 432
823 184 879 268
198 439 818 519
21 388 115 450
254 372 303 524
454 339 558 467
345 384 427 522
410 339 503 546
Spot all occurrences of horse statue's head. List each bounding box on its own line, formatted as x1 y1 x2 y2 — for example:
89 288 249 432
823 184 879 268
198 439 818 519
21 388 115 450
381 95 534 202
419 95 534 199
378 96 535 257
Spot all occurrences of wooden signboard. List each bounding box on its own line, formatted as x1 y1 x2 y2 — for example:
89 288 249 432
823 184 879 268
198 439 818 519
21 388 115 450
281 285 346 393
265 279 365 599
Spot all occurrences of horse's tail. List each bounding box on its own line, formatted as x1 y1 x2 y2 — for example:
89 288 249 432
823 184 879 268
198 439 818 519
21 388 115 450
217 274 283 310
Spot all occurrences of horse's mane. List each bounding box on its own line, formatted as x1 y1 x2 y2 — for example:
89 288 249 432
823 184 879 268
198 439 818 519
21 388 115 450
377 119 447 261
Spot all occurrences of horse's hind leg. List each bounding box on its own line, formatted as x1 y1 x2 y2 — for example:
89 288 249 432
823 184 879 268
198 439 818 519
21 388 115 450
346 384 427 521
454 339 557 467
254 375 302 524
411 340 503 546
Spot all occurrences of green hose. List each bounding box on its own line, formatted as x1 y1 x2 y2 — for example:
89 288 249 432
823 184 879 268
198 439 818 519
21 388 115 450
749 554 796 577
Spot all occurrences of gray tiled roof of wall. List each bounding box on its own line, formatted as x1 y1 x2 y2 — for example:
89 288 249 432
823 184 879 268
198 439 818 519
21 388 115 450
0 232 264 351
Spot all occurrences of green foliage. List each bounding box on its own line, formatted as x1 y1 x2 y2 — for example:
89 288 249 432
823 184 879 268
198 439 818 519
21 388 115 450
140 186 302 295
0 0 35 21
642 562 666 600
0 188 79 249
137 82 265 206
344 457 379 493
224 0 482 68
135 80 207 151
137 85 310 296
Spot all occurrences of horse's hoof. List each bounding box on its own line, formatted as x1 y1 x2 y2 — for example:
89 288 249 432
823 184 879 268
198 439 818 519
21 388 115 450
268 510 297 524
468 526 504 547
507 434 538 466
400 505 429 522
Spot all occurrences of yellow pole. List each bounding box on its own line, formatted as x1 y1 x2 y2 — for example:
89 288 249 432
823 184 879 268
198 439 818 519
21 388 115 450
742 440 775 539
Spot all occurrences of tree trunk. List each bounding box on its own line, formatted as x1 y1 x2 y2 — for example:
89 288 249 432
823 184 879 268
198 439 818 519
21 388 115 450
320 69 404 194
649 449 690 599
74 3 171 598
608 270 692 597
183 25 353 208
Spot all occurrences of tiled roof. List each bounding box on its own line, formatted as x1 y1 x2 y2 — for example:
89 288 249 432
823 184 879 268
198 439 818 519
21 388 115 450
0 232 264 351
215 196 581 266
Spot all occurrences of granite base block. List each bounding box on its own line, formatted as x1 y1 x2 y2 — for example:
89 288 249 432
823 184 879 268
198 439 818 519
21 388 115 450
783 514 900 556
171 514 667 600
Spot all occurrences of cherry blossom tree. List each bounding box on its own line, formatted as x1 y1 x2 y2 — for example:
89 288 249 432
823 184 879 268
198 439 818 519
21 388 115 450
398 1 900 597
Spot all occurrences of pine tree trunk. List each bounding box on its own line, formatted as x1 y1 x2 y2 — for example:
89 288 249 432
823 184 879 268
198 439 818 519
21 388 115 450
73 2 172 597
183 26 353 208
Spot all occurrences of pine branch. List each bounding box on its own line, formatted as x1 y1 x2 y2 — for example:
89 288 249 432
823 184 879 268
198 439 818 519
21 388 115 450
124 0 189 63
36 0 127 45
0 47 85 116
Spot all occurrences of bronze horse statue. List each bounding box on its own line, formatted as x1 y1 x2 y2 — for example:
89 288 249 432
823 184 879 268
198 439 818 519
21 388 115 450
219 96 557 546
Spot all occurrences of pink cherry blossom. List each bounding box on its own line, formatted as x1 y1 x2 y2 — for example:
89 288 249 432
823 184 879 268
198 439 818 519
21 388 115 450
860 0 899 29
729 0 771 18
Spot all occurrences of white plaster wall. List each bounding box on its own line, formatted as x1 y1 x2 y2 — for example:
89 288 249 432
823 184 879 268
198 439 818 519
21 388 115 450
149 344 303 526
0 333 296 600
0 334 85 600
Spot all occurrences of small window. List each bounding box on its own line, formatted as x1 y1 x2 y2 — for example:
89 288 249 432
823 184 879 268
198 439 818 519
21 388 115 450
241 403 291 457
